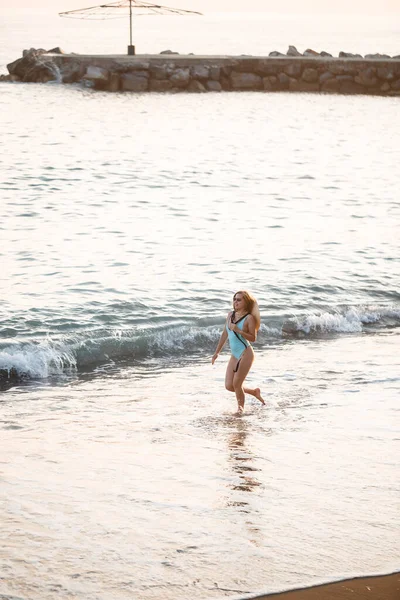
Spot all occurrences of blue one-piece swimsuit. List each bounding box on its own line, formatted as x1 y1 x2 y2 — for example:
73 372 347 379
226 313 250 370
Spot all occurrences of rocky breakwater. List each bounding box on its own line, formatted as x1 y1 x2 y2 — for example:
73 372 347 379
3 47 400 96
4 47 62 83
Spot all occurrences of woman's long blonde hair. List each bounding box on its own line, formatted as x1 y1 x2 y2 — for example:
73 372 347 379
233 290 261 331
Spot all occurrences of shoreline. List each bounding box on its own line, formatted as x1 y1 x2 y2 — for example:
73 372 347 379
232 572 400 600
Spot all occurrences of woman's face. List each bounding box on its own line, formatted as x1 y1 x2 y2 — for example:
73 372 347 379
233 293 245 311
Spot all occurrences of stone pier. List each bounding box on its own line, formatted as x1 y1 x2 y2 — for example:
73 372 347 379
4 48 400 96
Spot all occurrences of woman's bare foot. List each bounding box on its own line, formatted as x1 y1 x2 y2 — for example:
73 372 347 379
236 404 244 416
254 388 265 405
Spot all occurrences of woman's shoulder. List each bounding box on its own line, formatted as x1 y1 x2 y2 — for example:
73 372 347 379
244 313 255 326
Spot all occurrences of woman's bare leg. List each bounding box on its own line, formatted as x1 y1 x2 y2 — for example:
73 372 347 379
225 352 264 411
243 386 265 405
225 356 237 393
233 348 254 414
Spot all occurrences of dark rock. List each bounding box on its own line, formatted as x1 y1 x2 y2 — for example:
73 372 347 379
209 66 221 81
111 60 149 73
111 64 129 74
287 45 302 57
289 79 319 92
330 63 357 75
220 65 232 78
6 58 21 74
269 51 285 57
149 78 173 92
303 48 320 56
263 75 279 91
47 47 65 54
284 63 302 78
364 53 391 59
377 67 394 80
160 49 179 54
256 60 280 76
220 75 231 90
319 71 334 83
302 67 318 83
126 61 150 71
339 51 362 58
24 61 59 83
339 78 365 94
149 64 170 80
61 62 83 84
190 65 209 80
206 80 222 92
7 58 25 77
336 75 354 82
355 67 378 87
391 78 400 90
321 78 340 92
277 72 290 89
23 47 46 57
169 68 190 88
121 72 149 91
126 69 148 79
108 72 120 92
230 71 262 90
187 79 206 92
7 48 51 80
320 51 333 57
0 367 20 381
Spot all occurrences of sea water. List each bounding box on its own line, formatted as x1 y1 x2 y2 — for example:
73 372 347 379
0 9 399 600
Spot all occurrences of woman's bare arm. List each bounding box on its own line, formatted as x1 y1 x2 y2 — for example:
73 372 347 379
212 321 229 364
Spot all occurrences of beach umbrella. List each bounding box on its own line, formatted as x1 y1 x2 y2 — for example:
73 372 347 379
59 0 202 55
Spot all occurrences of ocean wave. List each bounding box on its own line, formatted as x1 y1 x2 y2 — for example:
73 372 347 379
0 325 221 381
282 306 400 335
1 305 399 381
0 340 77 380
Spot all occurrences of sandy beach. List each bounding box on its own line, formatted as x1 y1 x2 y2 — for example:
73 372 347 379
241 572 400 600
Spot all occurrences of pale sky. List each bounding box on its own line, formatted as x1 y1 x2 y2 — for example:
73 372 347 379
2 0 400 14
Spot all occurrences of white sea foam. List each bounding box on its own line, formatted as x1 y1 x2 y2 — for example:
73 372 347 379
287 306 400 335
259 324 282 337
0 326 218 378
297 312 363 334
353 306 400 323
47 63 62 84
0 340 77 379
151 325 219 351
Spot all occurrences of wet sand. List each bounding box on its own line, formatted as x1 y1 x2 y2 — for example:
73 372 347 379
241 572 399 600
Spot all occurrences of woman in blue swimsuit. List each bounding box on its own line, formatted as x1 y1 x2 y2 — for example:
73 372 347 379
212 290 265 414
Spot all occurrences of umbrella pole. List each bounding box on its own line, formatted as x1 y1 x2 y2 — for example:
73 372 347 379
127 0 135 55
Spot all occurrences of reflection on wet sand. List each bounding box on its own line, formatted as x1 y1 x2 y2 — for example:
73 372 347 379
225 418 264 546
229 421 261 494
